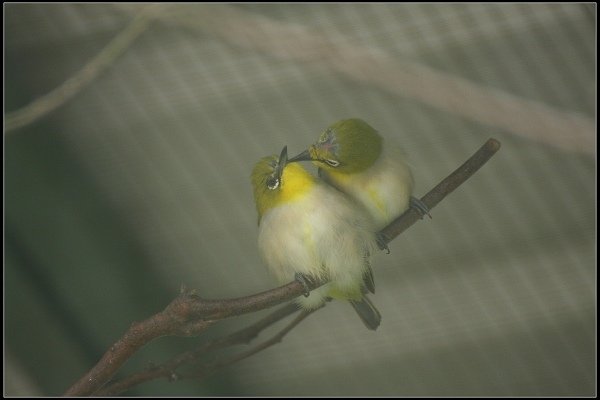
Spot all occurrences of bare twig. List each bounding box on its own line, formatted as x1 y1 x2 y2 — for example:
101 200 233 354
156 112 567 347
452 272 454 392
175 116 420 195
96 302 300 396
64 138 501 396
5 4 166 133
64 283 318 396
188 307 319 381
381 138 502 242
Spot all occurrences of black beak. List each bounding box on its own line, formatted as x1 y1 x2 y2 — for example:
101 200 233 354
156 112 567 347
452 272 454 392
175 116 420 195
288 149 312 163
275 145 288 179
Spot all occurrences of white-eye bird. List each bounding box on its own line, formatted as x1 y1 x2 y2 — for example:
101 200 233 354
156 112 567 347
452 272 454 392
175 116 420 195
289 118 429 236
251 146 381 330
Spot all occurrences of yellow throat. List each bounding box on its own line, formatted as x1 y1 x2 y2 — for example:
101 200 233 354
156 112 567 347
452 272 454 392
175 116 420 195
252 159 315 222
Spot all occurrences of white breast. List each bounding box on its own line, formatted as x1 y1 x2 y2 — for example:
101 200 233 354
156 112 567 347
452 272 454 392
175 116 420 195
258 183 376 309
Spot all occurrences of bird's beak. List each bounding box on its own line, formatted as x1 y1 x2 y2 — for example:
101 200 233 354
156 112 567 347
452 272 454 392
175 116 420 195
275 145 288 180
288 149 312 163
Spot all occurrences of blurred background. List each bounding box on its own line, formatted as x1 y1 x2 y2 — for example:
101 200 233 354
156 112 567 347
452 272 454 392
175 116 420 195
4 3 596 396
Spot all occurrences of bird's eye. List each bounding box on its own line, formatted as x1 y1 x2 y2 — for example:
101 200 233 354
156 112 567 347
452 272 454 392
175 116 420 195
267 176 280 190
324 159 340 167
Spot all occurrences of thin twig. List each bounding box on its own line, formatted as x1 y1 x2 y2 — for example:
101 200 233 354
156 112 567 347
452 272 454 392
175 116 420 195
95 303 300 396
380 138 501 242
5 4 166 133
64 283 317 396
187 307 319 381
64 138 501 396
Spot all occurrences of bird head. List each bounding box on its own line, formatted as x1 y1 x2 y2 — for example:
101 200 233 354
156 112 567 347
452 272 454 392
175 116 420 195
289 118 383 174
251 145 315 223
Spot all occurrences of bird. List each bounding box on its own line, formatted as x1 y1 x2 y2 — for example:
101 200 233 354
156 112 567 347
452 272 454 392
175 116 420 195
288 118 429 248
251 145 381 330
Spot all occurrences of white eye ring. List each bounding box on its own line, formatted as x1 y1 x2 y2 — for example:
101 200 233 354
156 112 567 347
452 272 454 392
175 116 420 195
267 177 280 190
325 159 340 167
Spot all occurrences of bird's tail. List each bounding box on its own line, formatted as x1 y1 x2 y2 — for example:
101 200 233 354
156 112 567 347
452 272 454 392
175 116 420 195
349 295 381 331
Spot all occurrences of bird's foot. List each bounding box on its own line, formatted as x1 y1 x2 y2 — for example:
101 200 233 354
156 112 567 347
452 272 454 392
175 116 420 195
295 272 312 297
410 196 432 219
376 232 391 254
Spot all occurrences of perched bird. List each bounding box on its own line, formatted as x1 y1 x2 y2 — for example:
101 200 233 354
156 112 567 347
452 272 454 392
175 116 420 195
289 118 429 239
251 146 381 330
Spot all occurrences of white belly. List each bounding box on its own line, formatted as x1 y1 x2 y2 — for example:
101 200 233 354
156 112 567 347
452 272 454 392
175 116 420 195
258 184 376 309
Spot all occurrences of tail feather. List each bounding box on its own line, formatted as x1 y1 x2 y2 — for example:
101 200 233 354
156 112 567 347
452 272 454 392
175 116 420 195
349 295 381 330
360 263 376 294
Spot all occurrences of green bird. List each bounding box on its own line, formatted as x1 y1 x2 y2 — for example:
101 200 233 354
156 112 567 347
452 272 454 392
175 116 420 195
289 118 429 239
251 146 381 330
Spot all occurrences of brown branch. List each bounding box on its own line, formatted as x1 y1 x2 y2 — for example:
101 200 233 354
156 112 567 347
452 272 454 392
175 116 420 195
380 138 502 242
188 307 319 381
64 138 501 396
5 4 167 133
64 283 319 396
95 302 300 396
